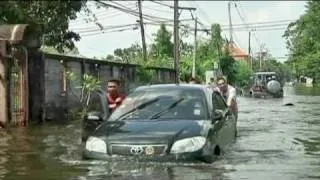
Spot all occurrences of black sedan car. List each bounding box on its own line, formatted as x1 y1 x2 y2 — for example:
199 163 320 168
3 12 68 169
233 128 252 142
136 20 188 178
83 84 237 163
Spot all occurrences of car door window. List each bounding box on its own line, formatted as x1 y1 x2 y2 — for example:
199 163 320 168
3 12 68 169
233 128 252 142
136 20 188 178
212 92 227 111
87 92 105 113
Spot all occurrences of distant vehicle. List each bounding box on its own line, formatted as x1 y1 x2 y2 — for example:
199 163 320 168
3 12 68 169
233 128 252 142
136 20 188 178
82 84 237 163
248 72 284 98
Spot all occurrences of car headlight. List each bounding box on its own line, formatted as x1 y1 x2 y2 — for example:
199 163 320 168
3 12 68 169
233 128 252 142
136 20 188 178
170 136 206 154
85 137 107 153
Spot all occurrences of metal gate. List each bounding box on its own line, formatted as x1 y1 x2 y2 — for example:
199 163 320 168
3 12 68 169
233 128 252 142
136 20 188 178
9 47 28 126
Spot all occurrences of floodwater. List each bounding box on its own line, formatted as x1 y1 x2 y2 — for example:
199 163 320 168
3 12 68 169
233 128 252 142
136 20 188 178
0 85 320 180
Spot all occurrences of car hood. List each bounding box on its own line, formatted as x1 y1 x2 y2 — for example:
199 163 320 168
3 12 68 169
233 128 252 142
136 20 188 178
93 120 212 143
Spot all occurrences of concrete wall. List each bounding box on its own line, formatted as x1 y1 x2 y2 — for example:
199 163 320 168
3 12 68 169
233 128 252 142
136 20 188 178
41 53 175 120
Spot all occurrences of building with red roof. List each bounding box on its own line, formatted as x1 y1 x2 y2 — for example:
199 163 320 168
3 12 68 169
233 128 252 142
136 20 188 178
225 43 249 65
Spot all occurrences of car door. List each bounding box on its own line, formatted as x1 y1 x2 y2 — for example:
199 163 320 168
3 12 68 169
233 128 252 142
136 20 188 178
82 89 110 141
86 89 109 120
211 91 235 149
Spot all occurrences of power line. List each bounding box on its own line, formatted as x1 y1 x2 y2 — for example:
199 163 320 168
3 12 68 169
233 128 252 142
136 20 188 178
94 1 172 22
70 12 131 28
108 0 137 9
72 19 194 35
71 12 293 33
80 26 139 37
108 1 172 21
233 1 271 57
233 2 260 45
189 1 212 25
149 1 172 8
72 1 197 31
143 6 173 13
220 19 295 27
198 22 289 31
71 3 138 24
72 24 138 33
149 1 196 11
145 18 194 23
190 23 288 33
73 19 291 36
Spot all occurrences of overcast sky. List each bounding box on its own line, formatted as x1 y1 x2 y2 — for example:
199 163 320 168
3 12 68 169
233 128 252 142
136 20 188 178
69 1 307 61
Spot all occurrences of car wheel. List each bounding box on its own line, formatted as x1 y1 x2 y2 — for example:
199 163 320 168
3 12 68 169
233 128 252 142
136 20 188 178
201 145 220 163
235 122 238 137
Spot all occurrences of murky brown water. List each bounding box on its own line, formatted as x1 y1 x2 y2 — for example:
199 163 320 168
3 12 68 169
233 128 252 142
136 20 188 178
0 86 319 180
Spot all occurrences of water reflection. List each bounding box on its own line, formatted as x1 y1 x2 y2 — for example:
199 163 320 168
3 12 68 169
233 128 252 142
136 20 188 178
0 86 319 180
293 85 320 96
76 161 230 180
0 131 10 179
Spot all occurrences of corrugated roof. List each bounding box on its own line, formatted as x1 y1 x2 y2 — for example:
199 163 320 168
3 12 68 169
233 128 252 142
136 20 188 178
228 43 248 57
0 24 28 42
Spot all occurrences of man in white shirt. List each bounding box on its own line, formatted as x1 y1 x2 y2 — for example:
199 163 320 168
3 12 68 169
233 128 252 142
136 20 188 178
214 77 238 121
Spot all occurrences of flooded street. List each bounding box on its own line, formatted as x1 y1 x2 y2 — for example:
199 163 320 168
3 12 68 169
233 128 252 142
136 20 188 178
0 86 319 180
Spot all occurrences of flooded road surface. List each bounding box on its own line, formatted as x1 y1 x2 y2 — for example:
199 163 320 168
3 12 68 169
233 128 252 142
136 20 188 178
0 86 320 180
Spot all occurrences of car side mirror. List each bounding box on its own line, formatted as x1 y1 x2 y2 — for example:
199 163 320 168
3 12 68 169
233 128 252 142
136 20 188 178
213 109 224 121
82 111 104 142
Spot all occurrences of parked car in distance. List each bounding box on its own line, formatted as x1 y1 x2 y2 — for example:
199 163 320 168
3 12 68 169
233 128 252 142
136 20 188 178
248 72 284 98
83 84 237 163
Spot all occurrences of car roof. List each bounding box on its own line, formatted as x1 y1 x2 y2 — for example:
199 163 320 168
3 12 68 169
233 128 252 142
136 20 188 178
135 83 212 91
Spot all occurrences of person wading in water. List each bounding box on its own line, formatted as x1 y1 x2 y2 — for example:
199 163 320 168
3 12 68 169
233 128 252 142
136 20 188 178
214 76 238 121
106 79 126 113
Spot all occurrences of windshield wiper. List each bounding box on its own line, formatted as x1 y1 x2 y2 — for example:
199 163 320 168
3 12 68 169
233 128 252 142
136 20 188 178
116 97 159 121
149 98 184 120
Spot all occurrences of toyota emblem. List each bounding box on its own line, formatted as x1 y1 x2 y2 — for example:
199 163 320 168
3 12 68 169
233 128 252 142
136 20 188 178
145 146 155 155
130 146 144 155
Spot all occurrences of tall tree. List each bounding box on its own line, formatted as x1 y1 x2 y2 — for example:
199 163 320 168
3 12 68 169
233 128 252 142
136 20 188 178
210 24 237 84
220 55 237 85
0 1 92 52
151 24 174 58
283 0 320 83
210 24 224 60
196 39 214 79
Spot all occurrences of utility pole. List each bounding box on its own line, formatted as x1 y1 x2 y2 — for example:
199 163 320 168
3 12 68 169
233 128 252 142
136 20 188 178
173 0 179 83
248 30 252 70
192 17 197 78
228 1 233 45
137 0 147 62
259 44 262 71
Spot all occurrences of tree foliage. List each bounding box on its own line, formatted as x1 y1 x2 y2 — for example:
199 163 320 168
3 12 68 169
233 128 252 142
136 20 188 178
283 0 320 82
220 56 237 85
151 24 174 58
0 1 91 52
113 43 142 63
210 24 224 59
103 23 241 84
41 45 80 56
260 59 292 84
235 61 253 88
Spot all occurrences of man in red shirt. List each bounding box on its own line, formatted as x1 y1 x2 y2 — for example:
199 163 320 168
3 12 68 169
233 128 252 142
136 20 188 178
106 79 126 113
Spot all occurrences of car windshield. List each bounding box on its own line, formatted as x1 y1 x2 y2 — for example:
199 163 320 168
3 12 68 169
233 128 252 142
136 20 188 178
108 87 208 121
